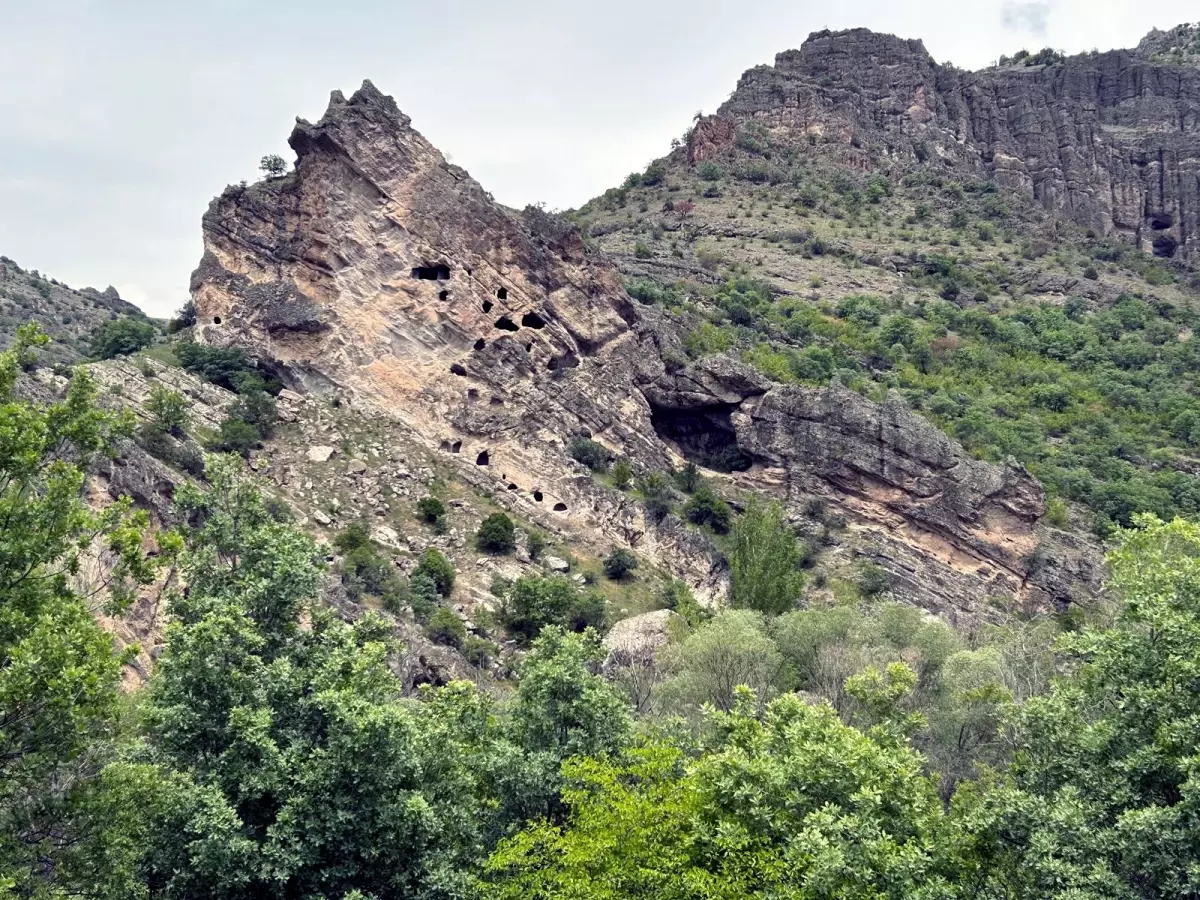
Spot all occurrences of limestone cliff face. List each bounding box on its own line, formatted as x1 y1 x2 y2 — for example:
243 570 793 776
693 27 1200 261
193 81 1097 617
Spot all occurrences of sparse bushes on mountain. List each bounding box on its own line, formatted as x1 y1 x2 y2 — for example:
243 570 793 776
166 299 196 334
259 153 288 177
89 316 155 359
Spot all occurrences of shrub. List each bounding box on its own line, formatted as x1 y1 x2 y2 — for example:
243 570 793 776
90 317 155 359
498 576 604 644
408 571 439 622
697 161 722 181
425 608 466 649
641 162 666 186
602 547 639 581
611 459 633 489
858 562 890 597
634 242 653 259
674 461 700 494
176 443 206 478
476 513 516 555
147 385 189 436
569 437 611 473
637 473 675 521
211 416 261 457
685 485 733 534
414 548 456 596
526 530 547 561
417 496 446 524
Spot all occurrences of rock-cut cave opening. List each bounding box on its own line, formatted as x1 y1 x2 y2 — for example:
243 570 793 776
521 311 547 329
412 265 450 281
494 316 520 332
476 450 490 466
496 287 508 300
650 403 754 473
1153 234 1179 259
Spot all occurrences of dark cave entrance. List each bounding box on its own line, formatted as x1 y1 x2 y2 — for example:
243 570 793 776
412 265 450 281
650 404 753 473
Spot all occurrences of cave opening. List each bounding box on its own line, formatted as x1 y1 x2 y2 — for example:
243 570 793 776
1149 211 1174 230
482 300 494 314
494 316 520 332
497 287 508 300
650 404 754 473
521 311 547 329
213 316 222 325
533 490 543 502
412 265 450 281
553 502 568 512
439 290 449 301
450 363 468 377
476 450 490 466
474 338 486 351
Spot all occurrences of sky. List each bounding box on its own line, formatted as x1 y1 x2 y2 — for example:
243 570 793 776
0 0 1184 317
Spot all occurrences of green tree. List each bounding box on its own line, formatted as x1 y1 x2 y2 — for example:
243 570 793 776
729 498 803 614
259 154 288 177
89 316 155 359
660 610 781 713
139 455 482 898
602 547 638 580
476 512 516 554
498 576 604 645
147 383 189 436
0 326 159 895
955 514 1200 898
413 546 456 597
683 484 732 533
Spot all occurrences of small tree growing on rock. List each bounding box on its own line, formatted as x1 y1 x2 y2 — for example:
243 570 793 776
476 513 516 555
259 154 288 177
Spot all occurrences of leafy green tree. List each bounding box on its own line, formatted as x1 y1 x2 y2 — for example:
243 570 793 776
602 547 638 580
211 415 260 457
683 484 732 533
89 316 155 359
426 607 466 648
414 547 456 596
476 512 516 554
660 610 781 713
729 498 803 614
485 690 953 899
139 454 482 898
147 383 189 436
955 514 1200 898
0 326 159 895
498 576 603 645
259 154 288 177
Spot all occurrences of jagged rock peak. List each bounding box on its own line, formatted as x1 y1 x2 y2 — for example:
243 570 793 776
774 27 933 71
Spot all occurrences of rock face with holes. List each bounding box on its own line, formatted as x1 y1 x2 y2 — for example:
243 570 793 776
646 357 1101 614
689 27 1200 260
192 80 1100 619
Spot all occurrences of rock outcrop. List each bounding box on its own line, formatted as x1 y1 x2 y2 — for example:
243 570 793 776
690 27 1200 261
192 80 1100 619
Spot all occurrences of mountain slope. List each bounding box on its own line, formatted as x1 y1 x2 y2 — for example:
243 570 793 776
189 79 1101 620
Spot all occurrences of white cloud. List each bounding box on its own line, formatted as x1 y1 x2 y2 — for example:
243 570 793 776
1001 1 1054 37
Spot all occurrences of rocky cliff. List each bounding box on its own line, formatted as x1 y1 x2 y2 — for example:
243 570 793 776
692 27 1200 262
192 80 1099 619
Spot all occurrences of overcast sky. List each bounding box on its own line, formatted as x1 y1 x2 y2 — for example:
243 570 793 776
0 0 1182 317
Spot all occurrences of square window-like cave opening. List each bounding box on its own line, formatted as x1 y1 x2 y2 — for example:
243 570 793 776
412 265 451 280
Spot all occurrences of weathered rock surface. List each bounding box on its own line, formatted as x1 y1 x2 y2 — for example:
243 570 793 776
691 27 1200 261
192 80 1101 619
